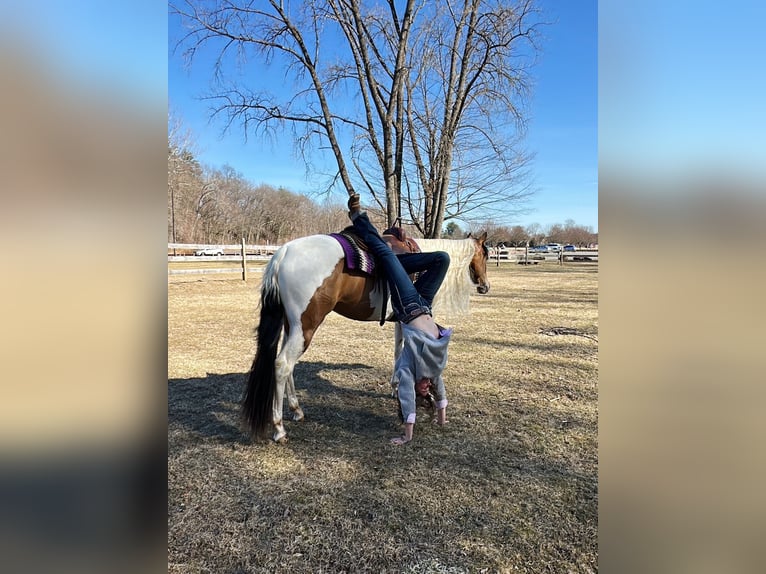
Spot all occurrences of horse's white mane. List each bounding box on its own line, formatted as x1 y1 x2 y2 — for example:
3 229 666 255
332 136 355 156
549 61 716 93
415 238 476 320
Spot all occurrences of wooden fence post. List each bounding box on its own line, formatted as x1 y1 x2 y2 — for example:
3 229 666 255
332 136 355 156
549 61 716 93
241 238 247 281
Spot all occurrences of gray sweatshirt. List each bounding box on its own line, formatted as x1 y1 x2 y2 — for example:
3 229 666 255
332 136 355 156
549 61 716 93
393 322 452 423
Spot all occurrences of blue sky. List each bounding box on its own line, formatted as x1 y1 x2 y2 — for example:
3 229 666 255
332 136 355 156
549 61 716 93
7 1 763 236
168 0 598 232
8 1 166 106
599 0 766 181
524 1 598 230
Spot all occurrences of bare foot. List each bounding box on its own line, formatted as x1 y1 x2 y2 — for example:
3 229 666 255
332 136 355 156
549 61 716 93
390 435 412 445
409 313 440 338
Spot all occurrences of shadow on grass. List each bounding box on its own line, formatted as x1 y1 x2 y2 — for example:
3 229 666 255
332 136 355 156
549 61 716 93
168 364 598 572
168 361 597 485
168 361 393 444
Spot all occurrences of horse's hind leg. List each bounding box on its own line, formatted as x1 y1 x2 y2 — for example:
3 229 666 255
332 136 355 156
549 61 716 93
285 368 304 422
272 328 306 441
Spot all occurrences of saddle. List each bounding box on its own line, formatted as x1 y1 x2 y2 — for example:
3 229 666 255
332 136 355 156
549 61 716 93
330 224 421 326
334 224 421 258
381 225 421 255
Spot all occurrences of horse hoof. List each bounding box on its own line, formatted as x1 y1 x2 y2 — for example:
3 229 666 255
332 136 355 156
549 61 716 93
292 408 304 422
272 430 288 443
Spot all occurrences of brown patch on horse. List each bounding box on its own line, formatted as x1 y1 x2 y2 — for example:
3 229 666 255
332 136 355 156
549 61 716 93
332 269 380 321
300 260 378 350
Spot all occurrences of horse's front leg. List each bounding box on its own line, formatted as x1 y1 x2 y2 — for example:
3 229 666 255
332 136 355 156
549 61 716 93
390 322 403 397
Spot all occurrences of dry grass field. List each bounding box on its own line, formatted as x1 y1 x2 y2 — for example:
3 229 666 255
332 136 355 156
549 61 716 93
168 262 598 573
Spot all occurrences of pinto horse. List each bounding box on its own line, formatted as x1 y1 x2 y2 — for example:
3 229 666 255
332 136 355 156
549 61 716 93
242 231 490 442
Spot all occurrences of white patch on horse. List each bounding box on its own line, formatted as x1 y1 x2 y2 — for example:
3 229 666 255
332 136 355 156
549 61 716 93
277 235 344 321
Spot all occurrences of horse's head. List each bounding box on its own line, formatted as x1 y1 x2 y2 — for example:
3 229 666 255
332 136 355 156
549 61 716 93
467 231 490 294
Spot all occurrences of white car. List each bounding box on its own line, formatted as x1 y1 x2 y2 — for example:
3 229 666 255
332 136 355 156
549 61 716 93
195 247 224 256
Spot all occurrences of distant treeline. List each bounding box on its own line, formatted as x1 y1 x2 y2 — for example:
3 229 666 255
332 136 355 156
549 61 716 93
169 143 597 247
444 220 598 248
168 145 350 245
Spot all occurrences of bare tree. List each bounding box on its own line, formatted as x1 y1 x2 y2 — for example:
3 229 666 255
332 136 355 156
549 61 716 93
471 219 504 245
441 220 463 238
401 0 539 236
172 0 414 224
545 222 565 244
506 225 529 246
560 219 597 247
169 113 356 245
172 0 540 236
525 222 544 246
168 113 208 243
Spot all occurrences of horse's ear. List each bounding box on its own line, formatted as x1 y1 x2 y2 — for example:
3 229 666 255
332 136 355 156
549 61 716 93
467 232 472 238
478 231 488 243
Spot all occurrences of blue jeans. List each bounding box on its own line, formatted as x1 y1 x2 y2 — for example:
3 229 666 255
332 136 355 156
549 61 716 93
352 213 450 322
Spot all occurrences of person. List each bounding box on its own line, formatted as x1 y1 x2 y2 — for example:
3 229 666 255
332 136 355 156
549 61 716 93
347 193 452 445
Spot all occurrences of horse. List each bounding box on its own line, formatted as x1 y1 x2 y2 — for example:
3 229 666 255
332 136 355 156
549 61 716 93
242 231 490 442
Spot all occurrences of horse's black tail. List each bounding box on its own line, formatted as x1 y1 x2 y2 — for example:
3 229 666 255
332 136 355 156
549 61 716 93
242 257 284 438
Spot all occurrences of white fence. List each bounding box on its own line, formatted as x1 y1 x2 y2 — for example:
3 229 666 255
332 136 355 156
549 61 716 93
558 251 599 265
168 241 281 280
169 242 598 280
488 247 598 266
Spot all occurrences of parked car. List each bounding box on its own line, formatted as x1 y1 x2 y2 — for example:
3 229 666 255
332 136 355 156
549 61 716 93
546 243 562 252
195 247 224 256
563 245 576 252
530 245 549 253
